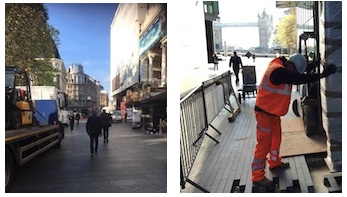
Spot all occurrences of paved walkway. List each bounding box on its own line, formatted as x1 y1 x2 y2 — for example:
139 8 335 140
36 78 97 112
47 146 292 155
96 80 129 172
180 97 328 193
9 121 167 193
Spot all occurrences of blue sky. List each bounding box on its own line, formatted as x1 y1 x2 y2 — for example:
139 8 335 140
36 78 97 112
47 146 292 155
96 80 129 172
45 3 118 93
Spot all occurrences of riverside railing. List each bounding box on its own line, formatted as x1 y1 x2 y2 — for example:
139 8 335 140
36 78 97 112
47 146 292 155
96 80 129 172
180 70 240 192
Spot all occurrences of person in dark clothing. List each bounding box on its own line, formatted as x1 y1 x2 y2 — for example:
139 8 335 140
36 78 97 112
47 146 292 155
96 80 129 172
86 111 102 157
229 51 243 84
251 53 337 187
212 52 219 71
48 110 58 125
48 110 64 139
69 113 75 133
268 56 332 85
100 110 112 143
75 113 80 126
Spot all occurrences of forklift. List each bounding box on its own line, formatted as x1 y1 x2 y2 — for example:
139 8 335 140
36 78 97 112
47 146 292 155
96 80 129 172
5 66 37 129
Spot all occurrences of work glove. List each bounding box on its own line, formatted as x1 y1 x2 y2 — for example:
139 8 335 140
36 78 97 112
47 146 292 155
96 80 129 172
321 63 337 77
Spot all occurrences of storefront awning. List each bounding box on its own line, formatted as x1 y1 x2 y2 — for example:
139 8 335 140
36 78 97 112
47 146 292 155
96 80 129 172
140 91 167 105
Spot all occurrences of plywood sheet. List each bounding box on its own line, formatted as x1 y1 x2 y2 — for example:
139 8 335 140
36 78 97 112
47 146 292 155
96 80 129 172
280 117 327 157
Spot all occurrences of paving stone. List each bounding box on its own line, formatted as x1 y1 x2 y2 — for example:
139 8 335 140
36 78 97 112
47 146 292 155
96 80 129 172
9 121 167 193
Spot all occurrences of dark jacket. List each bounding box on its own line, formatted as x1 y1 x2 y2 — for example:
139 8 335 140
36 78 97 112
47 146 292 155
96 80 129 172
271 56 327 85
100 112 111 127
86 113 102 136
229 56 243 70
69 114 75 124
75 113 80 120
212 53 218 64
48 111 59 125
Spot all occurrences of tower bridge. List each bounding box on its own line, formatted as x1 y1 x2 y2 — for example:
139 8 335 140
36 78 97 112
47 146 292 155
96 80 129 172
213 9 274 53
213 22 258 27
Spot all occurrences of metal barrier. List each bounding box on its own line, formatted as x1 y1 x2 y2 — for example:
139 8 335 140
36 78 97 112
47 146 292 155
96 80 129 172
180 71 240 192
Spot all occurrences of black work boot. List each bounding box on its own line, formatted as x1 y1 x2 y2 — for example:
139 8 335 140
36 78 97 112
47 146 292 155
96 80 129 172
269 162 290 171
253 177 273 187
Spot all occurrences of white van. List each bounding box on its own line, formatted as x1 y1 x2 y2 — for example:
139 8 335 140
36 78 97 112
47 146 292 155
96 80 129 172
111 110 122 123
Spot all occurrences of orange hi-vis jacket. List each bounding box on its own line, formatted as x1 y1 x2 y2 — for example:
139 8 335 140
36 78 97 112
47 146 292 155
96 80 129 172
256 58 292 116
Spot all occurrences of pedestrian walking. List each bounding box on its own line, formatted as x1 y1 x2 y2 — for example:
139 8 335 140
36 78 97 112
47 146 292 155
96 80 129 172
48 110 64 139
75 112 80 126
212 52 219 71
100 109 112 143
48 110 58 125
229 51 243 84
251 53 337 187
86 111 102 157
69 112 75 133
252 53 256 63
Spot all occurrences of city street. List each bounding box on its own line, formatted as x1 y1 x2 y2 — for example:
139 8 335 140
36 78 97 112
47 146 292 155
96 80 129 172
9 120 167 193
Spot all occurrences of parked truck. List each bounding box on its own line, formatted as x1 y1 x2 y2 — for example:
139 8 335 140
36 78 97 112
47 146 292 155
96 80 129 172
5 67 64 192
25 86 69 127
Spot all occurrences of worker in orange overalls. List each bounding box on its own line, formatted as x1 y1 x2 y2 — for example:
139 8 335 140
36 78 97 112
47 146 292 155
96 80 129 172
252 53 337 187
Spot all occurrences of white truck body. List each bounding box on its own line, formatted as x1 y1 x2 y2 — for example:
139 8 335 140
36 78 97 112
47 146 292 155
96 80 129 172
18 86 68 126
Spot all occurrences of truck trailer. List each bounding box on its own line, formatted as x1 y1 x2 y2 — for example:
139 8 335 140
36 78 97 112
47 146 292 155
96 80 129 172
5 67 63 192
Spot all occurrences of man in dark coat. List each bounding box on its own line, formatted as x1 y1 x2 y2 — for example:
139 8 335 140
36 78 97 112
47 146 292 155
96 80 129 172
86 111 102 157
229 51 243 84
48 110 64 139
100 109 112 143
69 113 75 133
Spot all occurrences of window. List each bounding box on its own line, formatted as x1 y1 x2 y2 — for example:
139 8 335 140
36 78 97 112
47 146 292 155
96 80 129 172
203 1 219 14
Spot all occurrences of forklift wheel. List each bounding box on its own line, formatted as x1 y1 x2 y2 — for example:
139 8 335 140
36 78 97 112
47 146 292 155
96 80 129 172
292 100 300 117
11 111 21 130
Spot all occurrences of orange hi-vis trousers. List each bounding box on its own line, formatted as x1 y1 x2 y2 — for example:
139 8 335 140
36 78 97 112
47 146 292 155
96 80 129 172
251 111 283 182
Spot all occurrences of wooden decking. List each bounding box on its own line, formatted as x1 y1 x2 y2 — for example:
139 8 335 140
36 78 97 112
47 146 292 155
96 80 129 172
181 98 315 193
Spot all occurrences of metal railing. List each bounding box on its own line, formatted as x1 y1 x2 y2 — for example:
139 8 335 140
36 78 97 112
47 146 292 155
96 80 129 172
180 71 240 192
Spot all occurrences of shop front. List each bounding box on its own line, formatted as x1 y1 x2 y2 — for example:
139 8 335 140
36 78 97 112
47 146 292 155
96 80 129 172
137 8 167 133
139 8 167 89
139 90 167 133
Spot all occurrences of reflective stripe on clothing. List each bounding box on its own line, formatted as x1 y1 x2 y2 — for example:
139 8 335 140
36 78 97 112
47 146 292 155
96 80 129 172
270 150 280 162
252 111 283 182
257 125 271 133
252 158 266 171
261 76 292 96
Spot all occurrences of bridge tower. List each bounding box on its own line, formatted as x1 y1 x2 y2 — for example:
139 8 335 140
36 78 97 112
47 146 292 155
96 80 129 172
213 9 273 53
258 9 273 52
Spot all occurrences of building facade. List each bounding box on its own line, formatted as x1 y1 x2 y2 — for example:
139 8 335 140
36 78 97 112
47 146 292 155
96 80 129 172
50 57 67 93
110 3 167 131
66 63 102 116
99 89 109 109
204 1 220 63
